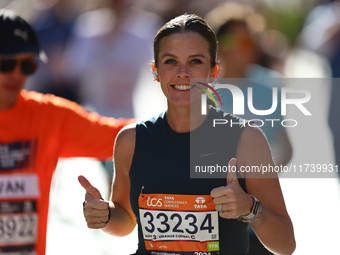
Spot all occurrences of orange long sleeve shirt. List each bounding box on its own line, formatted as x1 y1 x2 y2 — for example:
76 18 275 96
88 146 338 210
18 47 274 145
0 90 133 255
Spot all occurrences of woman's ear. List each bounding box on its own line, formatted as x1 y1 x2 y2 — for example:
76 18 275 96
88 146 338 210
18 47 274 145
151 62 160 82
211 63 220 79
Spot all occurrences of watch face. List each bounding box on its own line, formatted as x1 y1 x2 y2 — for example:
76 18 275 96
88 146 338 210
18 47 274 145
253 200 262 214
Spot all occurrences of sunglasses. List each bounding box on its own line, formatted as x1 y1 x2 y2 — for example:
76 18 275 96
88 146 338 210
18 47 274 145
0 58 37 75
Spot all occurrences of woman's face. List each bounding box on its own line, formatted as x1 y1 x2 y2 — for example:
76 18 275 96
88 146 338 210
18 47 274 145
155 32 218 108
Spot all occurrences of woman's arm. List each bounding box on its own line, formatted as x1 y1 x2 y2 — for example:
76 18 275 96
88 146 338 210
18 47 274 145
238 125 295 255
79 124 137 237
103 124 137 236
211 125 295 255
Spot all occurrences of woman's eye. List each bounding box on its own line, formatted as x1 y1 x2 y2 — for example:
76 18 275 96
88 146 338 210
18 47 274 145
164 59 176 64
191 59 202 64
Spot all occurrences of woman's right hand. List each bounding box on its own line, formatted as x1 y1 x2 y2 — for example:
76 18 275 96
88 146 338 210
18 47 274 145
78 175 110 229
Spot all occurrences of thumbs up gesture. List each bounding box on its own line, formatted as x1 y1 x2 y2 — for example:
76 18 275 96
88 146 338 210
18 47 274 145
78 175 110 229
210 158 253 219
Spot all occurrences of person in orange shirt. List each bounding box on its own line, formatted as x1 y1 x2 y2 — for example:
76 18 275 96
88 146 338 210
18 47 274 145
0 8 132 255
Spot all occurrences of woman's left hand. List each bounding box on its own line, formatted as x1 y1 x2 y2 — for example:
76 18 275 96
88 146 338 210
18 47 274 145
210 158 253 219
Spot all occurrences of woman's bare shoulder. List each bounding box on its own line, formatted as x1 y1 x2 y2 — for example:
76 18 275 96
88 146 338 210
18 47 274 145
237 124 274 170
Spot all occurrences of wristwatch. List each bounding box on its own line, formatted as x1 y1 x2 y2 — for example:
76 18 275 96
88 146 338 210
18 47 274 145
237 195 262 223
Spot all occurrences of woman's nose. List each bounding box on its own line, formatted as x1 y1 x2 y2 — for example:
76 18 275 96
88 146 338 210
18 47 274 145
176 64 190 78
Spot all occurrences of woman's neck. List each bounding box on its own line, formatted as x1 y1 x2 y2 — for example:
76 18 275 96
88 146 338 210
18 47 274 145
166 104 209 133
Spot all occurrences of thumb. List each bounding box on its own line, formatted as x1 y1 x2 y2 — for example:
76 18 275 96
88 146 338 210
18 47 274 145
227 158 238 185
78 175 103 200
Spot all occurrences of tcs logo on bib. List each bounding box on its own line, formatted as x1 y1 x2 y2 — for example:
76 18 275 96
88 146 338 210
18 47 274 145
146 196 162 207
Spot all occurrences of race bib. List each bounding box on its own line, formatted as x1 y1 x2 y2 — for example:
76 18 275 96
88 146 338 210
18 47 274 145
0 174 39 255
139 193 219 255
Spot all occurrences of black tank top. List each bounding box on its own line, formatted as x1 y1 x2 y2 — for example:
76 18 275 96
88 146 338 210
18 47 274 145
130 107 249 255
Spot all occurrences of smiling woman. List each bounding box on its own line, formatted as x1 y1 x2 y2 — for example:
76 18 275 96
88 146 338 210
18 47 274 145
153 31 218 113
80 14 296 255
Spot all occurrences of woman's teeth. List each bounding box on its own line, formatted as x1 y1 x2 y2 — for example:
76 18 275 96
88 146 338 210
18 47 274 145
173 85 191 91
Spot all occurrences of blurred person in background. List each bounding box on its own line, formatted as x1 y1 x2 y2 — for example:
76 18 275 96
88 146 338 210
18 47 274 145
0 8 133 255
140 0 223 24
205 2 292 169
205 3 292 255
62 0 162 119
298 0 340 179
25 0 81 102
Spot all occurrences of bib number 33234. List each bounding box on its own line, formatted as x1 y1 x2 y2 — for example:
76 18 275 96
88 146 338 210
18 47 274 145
139 193 220 254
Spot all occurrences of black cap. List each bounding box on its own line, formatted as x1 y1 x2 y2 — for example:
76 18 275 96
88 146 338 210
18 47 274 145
0 8 41 57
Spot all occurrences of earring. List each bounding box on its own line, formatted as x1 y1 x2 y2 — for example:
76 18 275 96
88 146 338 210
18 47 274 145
208 77 216 85
152 70 158 80
152 70 160 81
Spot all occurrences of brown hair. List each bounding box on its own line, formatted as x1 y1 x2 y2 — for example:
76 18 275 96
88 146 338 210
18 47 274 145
153 14 218 68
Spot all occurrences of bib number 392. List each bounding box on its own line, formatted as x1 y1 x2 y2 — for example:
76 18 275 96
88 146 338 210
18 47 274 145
0 214 37 245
